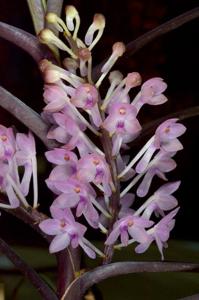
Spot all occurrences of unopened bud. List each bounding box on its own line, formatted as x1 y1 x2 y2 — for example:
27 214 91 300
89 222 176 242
39 59 51 73
93 14 105 29
46 12 58 24
65 5 78 18
78 48 91 61
125 72 142 88
112 42 126 57
109 71 123 83
39 29 55 43
44 69 60 83
63 57 79 71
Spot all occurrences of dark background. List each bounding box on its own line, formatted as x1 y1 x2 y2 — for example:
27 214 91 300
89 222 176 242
0 0 198 247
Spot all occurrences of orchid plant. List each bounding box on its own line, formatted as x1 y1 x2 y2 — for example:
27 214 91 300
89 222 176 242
0 2 198 300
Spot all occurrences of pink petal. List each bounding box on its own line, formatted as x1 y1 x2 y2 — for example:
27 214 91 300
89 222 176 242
83 201 99 228
162 139 183 152
39 219 61 235
79 241 96 259
105 227 120 245
128 226 149 243
47 126 70 144
20 163 32 196
157 195 178 210
135 238 153 254
147 94 168 105
49 233 70 253
121 230 129 246
90 104 102 127
54 193 79 208
137 169 156 197
156 181 181 195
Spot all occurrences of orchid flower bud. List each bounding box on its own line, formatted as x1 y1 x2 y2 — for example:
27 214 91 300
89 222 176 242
46 12 70 35
101 42 126 74
63 57 79 74
96 42 125 88
39 29 77 58
71 84 102 127
65 5 80 39
125 72 142 89
102 71 124 104
109 70 124 85
85 14 105 50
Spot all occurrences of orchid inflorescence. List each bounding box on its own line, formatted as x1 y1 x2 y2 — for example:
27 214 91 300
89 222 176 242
0 5 186 261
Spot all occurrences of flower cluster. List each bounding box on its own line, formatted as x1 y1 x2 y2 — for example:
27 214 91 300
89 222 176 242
36 5 187 260
0 6 186 261
0 126 38 210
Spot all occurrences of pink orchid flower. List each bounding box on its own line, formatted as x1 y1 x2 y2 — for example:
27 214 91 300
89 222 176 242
77 153 113 196
71 83 102 127
103 102 141 155
136 150 177 197
135 119 186 173
105 214 153 246
135 207 179 260
142 181 180 219
39 206 96 258
52 178 99 228
133 77 168 113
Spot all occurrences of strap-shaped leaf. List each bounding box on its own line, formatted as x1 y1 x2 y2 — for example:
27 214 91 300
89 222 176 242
0 22 56 63
0 86 58 149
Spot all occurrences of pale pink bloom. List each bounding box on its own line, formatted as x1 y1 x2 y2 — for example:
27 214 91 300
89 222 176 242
52 178 99 228
71 84 102 127
105 214 153 246
39 206 96 258
154 118 186 152
103 103 141 155
135 207 179 260
142 181 180 219
77 153 113 196
136 119 186 173
53 112 92 156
